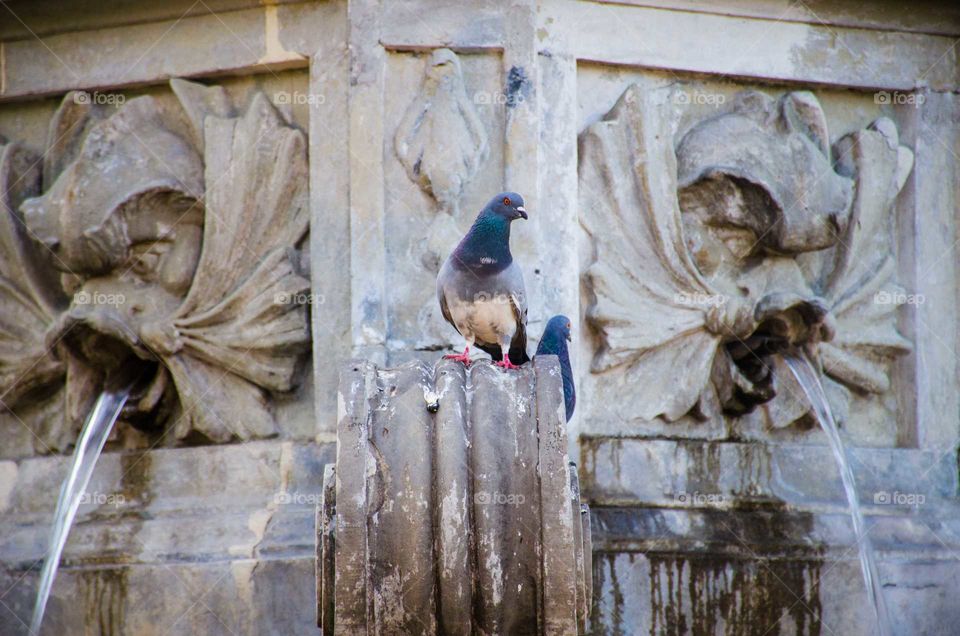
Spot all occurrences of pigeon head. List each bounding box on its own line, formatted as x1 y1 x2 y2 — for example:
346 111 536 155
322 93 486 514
538 315 572 351
451 192 528 272
483 191 527 221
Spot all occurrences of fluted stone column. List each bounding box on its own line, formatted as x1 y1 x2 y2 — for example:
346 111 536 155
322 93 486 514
317 356 591 634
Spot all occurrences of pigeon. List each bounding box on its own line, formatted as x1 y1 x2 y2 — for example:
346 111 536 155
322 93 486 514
536 315 575 421
437 192 530 370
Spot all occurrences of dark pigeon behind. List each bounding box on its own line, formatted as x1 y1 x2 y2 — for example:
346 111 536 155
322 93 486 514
536 315 575 421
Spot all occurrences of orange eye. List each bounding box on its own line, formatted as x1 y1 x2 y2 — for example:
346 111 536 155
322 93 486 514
503 197 511 205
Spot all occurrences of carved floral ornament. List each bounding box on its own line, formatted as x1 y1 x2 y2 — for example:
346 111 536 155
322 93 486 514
581 85 914 429
0 79 310 452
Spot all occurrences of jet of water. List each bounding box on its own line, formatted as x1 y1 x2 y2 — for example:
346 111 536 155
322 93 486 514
783 351 891 636
28 386 132 635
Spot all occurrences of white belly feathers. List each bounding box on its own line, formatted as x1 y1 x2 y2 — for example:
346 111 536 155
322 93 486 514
447 295 517 346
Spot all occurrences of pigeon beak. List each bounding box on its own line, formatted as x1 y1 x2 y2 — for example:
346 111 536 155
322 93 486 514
516 206 528 219
566 333 572 342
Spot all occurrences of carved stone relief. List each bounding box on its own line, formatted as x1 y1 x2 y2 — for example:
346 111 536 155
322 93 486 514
395 48 489 219
389 48 495 355
0 79 310 452
394 47 488 278
581 85 913 435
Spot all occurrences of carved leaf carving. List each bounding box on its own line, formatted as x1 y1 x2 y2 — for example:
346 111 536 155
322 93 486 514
580 86 746 421
582 84 913 432
150 91 310 442
1 79 311 452
817 121 914 395
0 142 63 411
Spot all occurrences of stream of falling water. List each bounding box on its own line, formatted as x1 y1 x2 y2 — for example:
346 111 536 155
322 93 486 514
783 352 891 636
29 387 132 636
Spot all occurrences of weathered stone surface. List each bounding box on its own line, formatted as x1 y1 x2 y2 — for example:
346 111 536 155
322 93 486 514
394 48 488 217
319 356 590 634
580 437 958 512
581 84 913 439
1 1 958 634
0 439 332 634
2 557 320 636
591 508 960 636
0 78 311 452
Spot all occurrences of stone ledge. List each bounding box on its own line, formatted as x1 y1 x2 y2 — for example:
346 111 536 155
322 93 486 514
0 556 318 635
0 1 329 102
591 507 960 558
581 437 958 513
0 440 334 569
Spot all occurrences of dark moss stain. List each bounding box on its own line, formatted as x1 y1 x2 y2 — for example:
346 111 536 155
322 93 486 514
120 450 154 508
679 441 775 500
593 553 626 636
734 443 773 498
647 554 822 636
505 66 530 109
679 441 722 493
75 451 154 570
80 568 127 636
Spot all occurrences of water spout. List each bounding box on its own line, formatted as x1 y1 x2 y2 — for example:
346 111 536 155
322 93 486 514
783 351 891 636
28 385 133 635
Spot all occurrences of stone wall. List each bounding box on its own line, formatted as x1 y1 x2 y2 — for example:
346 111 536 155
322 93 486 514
1 1 959 634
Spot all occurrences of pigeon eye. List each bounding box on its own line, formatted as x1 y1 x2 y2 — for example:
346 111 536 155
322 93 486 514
503 197 511 205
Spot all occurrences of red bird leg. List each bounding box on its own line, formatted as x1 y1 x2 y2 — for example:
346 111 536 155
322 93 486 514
495 343 520 370
444 345 472 366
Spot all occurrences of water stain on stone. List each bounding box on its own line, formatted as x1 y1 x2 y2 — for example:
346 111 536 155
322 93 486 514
120 450 154 508
647 554 822 636
80 568 127 636
593 553 627 636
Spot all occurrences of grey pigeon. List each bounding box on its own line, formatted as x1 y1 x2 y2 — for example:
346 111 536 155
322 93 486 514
437 192 529 369
535 315 575 421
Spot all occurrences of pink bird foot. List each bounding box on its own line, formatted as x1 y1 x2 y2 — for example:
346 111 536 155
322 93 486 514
444 348 472 366
495 358 520 371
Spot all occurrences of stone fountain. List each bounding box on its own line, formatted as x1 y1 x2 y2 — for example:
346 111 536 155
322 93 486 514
2 2 960 635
